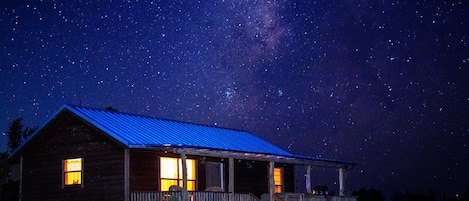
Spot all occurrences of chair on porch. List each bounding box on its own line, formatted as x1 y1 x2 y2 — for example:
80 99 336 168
169 185 182 191
166 185 182 201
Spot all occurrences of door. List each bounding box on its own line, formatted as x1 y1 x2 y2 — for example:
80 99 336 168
205 162 224 190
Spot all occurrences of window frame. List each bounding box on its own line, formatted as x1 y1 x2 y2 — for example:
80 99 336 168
274 167 284 193
160 157 197 191
62 157 84 188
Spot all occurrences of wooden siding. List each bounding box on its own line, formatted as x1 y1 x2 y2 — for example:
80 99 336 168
282 163 295 193
233 160 267 197
233 160 295 197
19 110 125 201
129 149 160 191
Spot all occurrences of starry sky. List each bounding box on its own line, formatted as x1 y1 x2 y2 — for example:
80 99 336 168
1 0 468 198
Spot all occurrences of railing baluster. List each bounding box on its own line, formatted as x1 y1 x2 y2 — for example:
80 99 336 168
131 191 356 201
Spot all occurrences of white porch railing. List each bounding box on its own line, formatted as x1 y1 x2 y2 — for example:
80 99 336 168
131 191 260 201
274 193 357 201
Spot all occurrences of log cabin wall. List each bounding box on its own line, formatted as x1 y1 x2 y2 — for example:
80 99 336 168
129 149 160 192
232 160 295 198
19 110 125 201
280 163 295 193
234 160 269 198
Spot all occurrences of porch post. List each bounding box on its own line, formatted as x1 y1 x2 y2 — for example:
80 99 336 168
124 149 130 201
339 168 347 196
229 158 234 200
269 161 275 201
19 156 23 201
181 152 189 201
305 165 311 193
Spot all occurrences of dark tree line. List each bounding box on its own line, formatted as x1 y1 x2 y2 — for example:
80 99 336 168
353 188 386 201
1 118 35 201
352 188 469 201
5 118 35 152
1 118 35 181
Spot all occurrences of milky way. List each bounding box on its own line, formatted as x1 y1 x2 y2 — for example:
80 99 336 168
1 0 468 198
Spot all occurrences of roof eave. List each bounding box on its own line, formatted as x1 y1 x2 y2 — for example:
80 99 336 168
9 104 71 160
129 145 355 169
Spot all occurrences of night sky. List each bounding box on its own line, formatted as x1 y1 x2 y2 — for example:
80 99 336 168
1 0 468 198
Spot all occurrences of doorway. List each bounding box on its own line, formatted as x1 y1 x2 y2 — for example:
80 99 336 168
205 162 224 190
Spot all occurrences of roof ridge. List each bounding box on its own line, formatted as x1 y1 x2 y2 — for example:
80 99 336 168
64 104 251 133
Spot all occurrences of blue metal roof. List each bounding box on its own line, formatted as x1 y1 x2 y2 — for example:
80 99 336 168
10 104 356 168
60 104 293 156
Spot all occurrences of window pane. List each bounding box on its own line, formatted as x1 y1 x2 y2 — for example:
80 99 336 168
161 179 179 191
177 159 196 179
64 158 82 172
186 159 196 180
274 167 283 193
275 186 282 193
161 157 178 179
187 181 195 191
65 172 81 185
177 180 196 191
274 168 282 185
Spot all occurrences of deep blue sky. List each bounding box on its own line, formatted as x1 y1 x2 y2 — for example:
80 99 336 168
1 0 468 198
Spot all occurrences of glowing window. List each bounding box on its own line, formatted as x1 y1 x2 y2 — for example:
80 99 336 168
274 167 283 193
63 158 83 186
160 157 196 191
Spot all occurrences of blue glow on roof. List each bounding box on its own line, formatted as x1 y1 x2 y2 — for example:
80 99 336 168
65 105 293 156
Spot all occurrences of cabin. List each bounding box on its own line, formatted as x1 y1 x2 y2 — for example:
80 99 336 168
10 104 356 201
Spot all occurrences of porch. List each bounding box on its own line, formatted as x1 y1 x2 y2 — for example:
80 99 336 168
130 192 357 201
131 191 259 201
274 193 357 201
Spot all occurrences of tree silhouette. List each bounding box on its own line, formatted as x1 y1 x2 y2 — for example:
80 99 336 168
6 118 24 151
392 191 406 201
5 118 35 152
390 189 469 201
462 187 469 201
1 118 34 200
352 188 386 201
